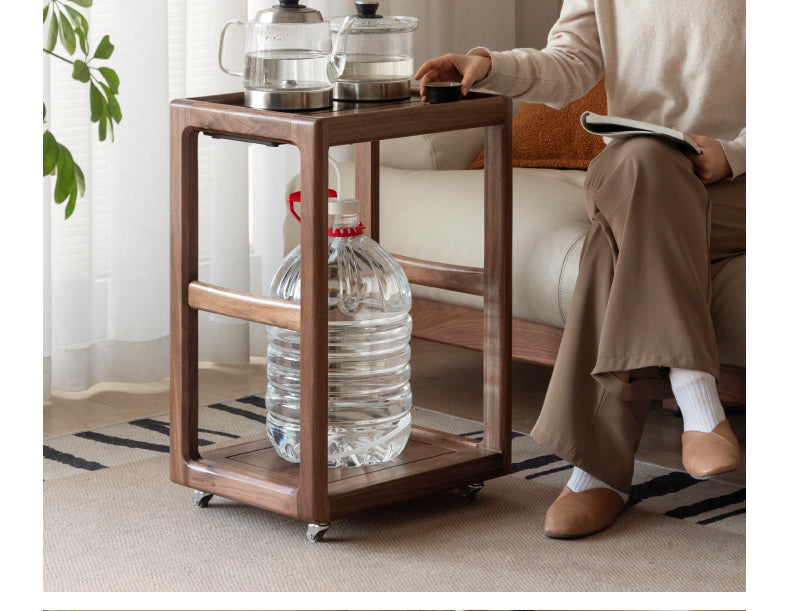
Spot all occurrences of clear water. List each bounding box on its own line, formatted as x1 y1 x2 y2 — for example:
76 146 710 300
265 217 412 468
244 49 335 92
337 54 413 82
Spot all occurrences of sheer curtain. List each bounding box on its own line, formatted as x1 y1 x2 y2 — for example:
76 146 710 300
43 0 249 396
44 0 545 398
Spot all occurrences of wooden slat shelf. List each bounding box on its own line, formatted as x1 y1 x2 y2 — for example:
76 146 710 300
191 426 502 520
170 91 512 540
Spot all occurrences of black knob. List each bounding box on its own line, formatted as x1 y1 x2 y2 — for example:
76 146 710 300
355 1 381 17
279 0 303 8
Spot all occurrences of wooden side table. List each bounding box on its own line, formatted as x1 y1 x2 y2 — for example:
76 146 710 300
170 91 513 540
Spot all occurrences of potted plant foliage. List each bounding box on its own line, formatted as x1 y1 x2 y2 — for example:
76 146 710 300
43 0 121 218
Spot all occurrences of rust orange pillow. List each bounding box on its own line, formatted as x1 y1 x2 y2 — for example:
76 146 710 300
469 79 607 170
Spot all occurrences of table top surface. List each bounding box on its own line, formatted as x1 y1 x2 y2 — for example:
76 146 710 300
174 90 506 119
171 90 512 147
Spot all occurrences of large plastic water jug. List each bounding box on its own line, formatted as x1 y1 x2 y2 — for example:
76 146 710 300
265 191 412 467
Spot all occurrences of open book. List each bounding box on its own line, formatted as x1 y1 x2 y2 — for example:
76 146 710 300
580 111 701 154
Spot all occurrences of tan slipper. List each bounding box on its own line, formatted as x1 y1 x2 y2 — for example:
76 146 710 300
544 486 626 539
681 419 743 479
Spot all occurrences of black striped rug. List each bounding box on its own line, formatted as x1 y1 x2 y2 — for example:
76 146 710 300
43 393 745 536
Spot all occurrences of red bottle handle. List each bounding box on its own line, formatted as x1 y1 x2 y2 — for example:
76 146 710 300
287 189 338 223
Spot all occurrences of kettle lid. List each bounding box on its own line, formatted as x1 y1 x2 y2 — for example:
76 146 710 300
331 1 418 33
255 0 323 24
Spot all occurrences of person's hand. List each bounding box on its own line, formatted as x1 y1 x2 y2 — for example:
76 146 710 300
684 133 732 184
414 53 492 102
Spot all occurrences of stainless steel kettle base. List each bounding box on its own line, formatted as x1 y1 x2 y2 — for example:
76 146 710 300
244 88 333 111
333 79 411 102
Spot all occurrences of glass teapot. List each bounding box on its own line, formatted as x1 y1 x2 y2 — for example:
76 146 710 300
330 1 418 101
219 0 352 110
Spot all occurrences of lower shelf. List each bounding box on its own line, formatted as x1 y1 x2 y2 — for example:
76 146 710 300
180 425 507 520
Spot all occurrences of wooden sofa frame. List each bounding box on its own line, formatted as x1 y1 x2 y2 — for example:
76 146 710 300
409 296 746 408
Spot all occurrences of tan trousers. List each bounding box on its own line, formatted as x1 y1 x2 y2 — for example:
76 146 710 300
530 137 746 492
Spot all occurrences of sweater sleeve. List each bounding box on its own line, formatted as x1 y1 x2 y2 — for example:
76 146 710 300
468 0 602 109
720 127 746 179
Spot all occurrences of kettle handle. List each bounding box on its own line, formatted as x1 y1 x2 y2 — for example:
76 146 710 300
218 19 245 77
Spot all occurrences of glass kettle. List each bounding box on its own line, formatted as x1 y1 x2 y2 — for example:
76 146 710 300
219 0 352 110
330 1 418 102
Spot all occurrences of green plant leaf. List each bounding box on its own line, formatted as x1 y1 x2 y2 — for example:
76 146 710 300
54 144 75 204
72 59 90 83
93 34 114 60
43 3 50 23
69 0 94 7
75 27 88 55
99 83 123 123
43 131 59 176
64 186 77 219
58 12 76 54
109 93 122 123
45 10 59 52
98 115 107 141
74 162 86 196
98 66 119 93
63 5 89 34
89 82 105 122
43 103 47 122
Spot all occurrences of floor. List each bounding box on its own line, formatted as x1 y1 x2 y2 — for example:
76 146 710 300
44 337 746 486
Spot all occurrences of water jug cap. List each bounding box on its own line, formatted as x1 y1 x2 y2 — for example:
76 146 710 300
287 191 365 236
328 197 364 236
328 198 359 216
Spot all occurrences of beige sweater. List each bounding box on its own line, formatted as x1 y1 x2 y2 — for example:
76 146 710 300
470 0 746 178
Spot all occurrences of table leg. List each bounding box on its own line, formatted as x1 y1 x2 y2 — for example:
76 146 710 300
294 122 331 524
481 120 513 471
169 118 201 483
354 141 380 241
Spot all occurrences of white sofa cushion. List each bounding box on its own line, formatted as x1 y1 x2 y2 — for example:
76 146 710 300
378 102 523 171
331 162 588 329
380 128 485 171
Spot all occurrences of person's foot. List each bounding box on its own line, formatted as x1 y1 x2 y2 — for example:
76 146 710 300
681 419 742 479
544 486 626 539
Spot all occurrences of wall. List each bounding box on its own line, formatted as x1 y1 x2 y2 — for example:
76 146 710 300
516 0 563 49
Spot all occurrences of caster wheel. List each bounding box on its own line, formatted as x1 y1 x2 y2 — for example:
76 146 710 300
306 522 331 542
459 482 484 500
193 490 214 508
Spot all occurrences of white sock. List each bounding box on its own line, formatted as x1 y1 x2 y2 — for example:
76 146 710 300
669 367 726 433
566 467 629 503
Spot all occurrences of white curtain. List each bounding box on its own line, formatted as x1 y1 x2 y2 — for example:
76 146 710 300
44 0 249 396
44 0 552 397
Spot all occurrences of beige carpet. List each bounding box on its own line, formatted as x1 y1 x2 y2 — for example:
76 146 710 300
44 401 745 591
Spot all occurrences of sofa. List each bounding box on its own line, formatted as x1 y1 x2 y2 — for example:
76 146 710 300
287 99 746 408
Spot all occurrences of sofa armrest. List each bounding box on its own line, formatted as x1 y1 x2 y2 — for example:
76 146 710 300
379 128 485 171
379 100 523 171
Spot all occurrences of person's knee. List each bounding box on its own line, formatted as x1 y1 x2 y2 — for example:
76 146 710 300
588 137 695 195
615 136 690 172
586 137 708 239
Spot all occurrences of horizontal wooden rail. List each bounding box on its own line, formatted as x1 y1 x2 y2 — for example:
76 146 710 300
410 297 563 368
409 296 746 407
393 254 484 296
188 281 301 331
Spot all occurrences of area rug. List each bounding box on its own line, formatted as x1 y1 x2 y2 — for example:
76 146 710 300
43 394 745 591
